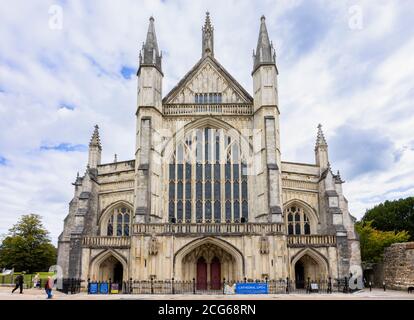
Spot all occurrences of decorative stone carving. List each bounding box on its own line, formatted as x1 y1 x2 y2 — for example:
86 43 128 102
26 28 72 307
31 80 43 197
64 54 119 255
259 236 269 254
149 235 159 255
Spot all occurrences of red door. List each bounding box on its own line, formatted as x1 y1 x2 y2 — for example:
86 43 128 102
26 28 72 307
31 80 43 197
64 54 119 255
210 257 221 290
197 257 207 290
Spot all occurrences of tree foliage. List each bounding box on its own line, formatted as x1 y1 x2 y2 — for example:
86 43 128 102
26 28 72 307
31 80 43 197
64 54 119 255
355 220 410 263
0 214 57 273
362 197 414 240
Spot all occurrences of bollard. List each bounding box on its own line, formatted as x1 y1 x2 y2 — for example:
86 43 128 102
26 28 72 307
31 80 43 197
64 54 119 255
150 277 154 294
172 277 175 295
192 278 196 294
286 277 289 294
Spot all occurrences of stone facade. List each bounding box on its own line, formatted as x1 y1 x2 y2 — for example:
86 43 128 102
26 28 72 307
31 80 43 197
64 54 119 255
57 13 361 287
383 242 414 290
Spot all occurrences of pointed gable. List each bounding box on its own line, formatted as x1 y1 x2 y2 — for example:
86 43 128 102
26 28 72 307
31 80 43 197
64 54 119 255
163 56 253 104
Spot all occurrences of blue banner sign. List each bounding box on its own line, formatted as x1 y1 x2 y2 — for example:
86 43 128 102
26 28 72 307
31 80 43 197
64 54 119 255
89 282 98 294
99 282 109 294
235 283 268 294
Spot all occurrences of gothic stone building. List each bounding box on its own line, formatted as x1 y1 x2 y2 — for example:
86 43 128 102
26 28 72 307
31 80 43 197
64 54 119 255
57 14 361 288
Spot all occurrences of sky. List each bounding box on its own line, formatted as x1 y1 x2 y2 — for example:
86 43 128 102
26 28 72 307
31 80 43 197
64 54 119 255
0 0 413 244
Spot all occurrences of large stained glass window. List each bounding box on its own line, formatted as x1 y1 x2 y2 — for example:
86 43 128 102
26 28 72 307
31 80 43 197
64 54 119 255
168 128 248 223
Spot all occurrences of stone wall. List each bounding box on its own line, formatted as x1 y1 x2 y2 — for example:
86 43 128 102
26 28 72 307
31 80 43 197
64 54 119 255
383 242 414 290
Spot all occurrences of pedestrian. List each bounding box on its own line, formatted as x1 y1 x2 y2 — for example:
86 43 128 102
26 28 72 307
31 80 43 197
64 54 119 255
383 281 386 291
45 276 54 299
369 281 372 292
11 272 25 294
33 273 40 289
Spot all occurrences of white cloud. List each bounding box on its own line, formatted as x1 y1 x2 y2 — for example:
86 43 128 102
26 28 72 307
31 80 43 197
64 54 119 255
0 0 413 243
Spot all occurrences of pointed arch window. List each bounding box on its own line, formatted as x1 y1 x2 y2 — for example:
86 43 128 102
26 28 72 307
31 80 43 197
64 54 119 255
107 216 113 236
285 206 312 235
103 207 132 236
168 128 248 223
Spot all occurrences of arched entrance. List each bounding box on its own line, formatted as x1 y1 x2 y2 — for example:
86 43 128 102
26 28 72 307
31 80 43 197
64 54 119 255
183 244 232 290
90 250 128 284
98 255 124 284
174 237 244 290
291 249 329 289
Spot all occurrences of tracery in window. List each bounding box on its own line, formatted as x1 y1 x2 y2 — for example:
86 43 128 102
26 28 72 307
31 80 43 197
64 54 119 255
104 207 132 236
285 206 311 235
168 128 248 223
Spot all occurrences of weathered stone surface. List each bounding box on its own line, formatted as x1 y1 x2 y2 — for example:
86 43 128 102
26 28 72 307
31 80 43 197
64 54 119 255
383 242 414 290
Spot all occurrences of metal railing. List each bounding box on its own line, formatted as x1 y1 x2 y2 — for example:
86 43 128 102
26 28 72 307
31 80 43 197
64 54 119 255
57 278 83 294
86 277 354 295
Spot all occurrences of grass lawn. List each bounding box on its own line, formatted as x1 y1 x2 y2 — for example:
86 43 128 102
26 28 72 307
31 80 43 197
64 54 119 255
0 272 54 288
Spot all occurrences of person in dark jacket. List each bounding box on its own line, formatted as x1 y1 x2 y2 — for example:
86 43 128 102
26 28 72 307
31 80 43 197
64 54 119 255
11 273 25 294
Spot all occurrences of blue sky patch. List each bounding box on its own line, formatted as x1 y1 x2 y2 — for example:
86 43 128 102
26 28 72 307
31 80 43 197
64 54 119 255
60 102 76 110
330 125 398 179
121 66 136 79
40 143 87 152
0 156 7 165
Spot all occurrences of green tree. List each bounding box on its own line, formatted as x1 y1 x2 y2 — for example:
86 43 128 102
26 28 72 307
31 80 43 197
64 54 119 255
355 220 410 263
0 214 57 273
362 197 414 240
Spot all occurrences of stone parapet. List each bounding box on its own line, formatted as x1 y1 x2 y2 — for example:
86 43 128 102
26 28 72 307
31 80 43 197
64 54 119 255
133 222 285 236
287 234 336 247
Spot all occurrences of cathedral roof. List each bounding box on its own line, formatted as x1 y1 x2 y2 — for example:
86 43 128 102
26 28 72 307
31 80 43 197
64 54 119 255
162 55 253 104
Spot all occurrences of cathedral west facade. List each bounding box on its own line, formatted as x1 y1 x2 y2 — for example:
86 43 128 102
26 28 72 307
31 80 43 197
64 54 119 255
57 13 361 289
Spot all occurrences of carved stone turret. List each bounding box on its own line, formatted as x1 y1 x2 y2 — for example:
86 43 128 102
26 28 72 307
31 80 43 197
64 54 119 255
202 12 214 58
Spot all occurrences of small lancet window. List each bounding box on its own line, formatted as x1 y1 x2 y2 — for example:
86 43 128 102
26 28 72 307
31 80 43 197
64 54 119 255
107 216 113 236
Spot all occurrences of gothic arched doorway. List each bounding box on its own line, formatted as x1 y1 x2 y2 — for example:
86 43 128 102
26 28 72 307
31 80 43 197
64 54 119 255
174 237 244 286
98 255 125 283
293 252 328 289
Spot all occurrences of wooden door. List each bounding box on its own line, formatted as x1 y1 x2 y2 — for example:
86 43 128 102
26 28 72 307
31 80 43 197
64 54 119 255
210 257 221 290
196 257 207 290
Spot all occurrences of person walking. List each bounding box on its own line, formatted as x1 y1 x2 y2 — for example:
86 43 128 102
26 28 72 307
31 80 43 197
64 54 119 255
11 272 24 294
45 276 54 299
33 273 40 289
